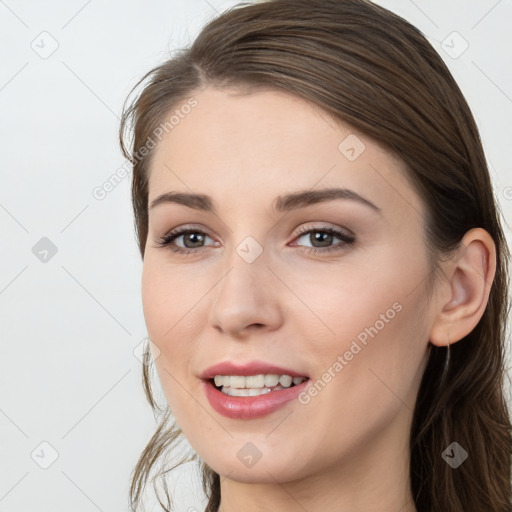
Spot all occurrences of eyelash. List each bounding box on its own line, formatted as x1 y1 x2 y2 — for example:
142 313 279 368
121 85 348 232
156 225 355 257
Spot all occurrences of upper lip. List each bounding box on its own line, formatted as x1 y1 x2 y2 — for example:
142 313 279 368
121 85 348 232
200 360 309 380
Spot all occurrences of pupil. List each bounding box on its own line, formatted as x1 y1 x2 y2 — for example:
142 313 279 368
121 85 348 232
312 231 332 247
185 233 204 248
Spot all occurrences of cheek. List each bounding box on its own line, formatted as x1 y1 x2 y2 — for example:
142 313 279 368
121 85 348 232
287 244 431 409
141 256 202 340
302 265 430 424
141 256 207 409
283 244 426 351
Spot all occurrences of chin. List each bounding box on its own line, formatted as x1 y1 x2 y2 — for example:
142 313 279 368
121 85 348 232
202 447 314 484
213 463 300 484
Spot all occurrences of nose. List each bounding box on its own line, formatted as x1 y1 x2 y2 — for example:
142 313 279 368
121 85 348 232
208 249 284 338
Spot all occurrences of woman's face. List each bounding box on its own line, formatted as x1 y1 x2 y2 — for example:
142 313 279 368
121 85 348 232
142 87 435 485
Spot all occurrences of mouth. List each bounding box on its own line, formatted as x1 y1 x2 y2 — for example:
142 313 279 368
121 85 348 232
199 361 311 418
208 374 310 397
203 373 311 419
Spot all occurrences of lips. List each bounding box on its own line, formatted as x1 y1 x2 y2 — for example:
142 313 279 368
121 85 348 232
199 360 311 419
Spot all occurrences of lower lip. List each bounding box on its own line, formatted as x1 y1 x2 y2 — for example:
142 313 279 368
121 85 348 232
203 379 310 419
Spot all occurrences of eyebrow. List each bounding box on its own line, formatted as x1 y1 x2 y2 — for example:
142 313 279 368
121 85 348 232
149 187 382 215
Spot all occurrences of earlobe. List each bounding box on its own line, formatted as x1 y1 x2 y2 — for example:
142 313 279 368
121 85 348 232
429 228 496 347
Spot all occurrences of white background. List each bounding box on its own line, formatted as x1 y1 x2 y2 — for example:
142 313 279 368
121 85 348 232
1 1 511 511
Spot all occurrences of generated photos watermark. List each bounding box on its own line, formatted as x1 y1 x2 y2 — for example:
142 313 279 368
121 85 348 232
92 96 198 201
298 301 403 405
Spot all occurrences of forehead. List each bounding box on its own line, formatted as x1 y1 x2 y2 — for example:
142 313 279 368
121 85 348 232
147 87 425 222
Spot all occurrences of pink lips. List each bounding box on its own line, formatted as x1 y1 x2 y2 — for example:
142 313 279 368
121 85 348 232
199 360 309 380
200 360 310 419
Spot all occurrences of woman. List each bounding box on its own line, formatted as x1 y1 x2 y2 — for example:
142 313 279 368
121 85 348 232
119 0 512 510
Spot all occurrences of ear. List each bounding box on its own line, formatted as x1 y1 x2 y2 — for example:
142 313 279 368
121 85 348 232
429 228 496 347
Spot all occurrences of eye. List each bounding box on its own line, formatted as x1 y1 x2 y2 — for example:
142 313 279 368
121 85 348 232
292 226 355 254
156 227 218 255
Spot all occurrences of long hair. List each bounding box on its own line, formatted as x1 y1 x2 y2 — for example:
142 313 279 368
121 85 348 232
119 1 512 510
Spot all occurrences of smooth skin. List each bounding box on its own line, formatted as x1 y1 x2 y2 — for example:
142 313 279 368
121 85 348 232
141 87 496 512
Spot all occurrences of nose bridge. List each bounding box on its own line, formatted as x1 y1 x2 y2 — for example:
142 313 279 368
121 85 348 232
209 239 283 335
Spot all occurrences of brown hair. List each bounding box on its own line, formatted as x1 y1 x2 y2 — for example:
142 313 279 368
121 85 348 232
119 0 512 510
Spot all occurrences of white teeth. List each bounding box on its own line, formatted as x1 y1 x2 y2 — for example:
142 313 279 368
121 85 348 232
264 374 280 387
223 386 273 397
228 375 245 388
279 375 292 387
245 374 265 388
212 373 308 396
